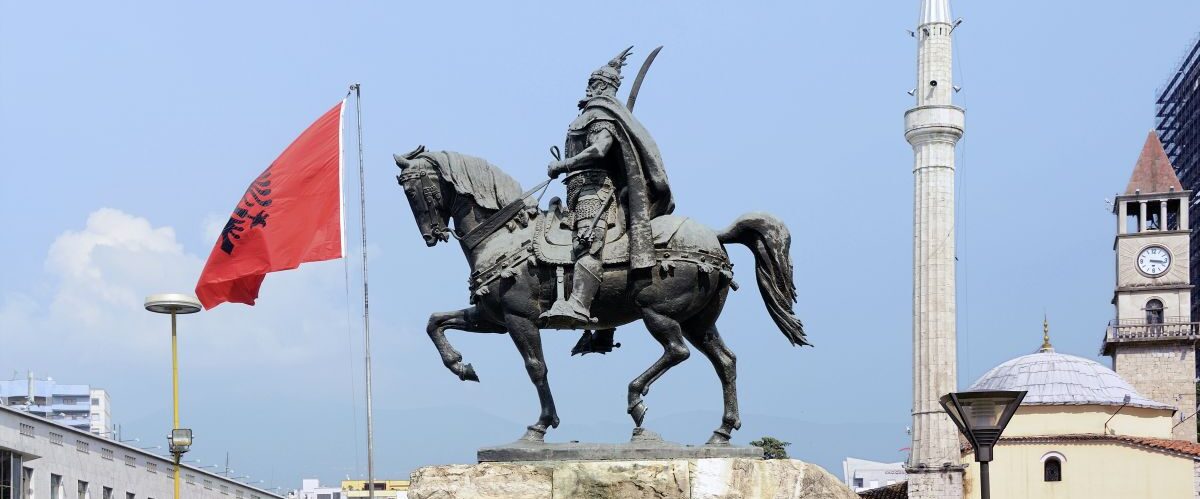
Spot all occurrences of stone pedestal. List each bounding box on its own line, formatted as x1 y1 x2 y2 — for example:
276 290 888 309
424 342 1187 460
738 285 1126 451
408 458 859 499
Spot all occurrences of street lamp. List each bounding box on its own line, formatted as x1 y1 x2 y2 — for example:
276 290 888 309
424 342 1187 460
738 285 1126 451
940 390 1027 499
145 293 202 499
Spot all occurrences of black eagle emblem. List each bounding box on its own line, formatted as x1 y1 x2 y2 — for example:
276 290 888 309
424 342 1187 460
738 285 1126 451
219 169 273 255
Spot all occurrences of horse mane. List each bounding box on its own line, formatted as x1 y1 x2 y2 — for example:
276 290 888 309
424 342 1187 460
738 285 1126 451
419 151 523 211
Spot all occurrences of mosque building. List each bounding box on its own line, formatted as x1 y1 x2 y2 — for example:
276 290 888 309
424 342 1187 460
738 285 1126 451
960 320 1200 498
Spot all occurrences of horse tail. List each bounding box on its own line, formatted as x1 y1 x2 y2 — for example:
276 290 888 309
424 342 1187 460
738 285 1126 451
717 212 809 347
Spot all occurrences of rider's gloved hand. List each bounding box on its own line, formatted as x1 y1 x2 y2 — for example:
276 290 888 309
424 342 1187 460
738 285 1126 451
548 160 567 179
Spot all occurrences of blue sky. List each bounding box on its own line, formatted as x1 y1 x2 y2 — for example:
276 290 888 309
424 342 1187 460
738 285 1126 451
2 0 1199 490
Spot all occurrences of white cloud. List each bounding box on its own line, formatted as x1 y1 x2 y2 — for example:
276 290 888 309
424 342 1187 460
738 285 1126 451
1 208 353 374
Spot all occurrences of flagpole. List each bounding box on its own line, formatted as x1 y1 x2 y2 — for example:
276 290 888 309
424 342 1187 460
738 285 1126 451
350 82 376 499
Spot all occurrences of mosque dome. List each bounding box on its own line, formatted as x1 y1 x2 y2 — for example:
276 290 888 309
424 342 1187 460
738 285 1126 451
968 347 1173 410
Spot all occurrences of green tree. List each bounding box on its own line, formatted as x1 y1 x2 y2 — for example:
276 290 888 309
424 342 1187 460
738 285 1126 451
750 436 791 459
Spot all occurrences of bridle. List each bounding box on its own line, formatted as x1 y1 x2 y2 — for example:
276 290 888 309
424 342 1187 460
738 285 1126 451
397 164 460 242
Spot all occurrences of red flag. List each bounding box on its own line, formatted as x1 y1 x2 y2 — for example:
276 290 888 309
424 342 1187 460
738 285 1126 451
195 102 345 309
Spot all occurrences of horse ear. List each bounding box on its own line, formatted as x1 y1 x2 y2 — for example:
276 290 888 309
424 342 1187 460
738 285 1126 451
404 145 426 160
393 153 411 169
395 145 427 169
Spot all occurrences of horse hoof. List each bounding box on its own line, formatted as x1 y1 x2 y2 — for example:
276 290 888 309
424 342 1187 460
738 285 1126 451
706 429 732 446
629 400 648 427
519 426 547 443
453 363 479 382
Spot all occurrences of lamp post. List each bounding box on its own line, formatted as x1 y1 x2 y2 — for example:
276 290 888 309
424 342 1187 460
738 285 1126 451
940 390 1026 499
145 293 201 499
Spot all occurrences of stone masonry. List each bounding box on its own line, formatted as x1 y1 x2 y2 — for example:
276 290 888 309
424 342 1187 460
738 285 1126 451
907 471 964 499
1113 343 1197 441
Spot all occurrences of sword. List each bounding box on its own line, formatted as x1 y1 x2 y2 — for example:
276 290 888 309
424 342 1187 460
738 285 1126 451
626 46 663 112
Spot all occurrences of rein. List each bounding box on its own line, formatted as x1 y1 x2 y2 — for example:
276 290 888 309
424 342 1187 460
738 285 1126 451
458 178 552 250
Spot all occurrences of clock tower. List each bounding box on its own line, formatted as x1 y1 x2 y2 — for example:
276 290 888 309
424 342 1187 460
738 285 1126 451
1104 131 1197 442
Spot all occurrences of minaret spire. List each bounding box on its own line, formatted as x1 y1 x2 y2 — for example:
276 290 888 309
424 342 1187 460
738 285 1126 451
920 0 952 26
906 0 965 497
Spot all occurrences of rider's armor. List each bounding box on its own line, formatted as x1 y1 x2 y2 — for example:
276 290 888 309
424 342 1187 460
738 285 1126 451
564 121 618 234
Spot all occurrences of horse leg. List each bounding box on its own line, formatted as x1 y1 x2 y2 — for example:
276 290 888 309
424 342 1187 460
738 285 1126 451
683 322 741 445
427 307 505 382
506 314 560 442
627 309 690 427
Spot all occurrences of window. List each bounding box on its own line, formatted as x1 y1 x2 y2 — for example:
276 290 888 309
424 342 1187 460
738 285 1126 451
19 424 34 437
77 481 89 499
125 494 134 499
50 474 62 499
76 441 89 454
48 433 63 446
102 487 113 499
101 449 114 461
185 475 195 485
0 451 15 499
203 480 212 491
145 462 156 474
1146 299 1165 324
1044 457 1062 481
124 456 136 468
23 467 33 499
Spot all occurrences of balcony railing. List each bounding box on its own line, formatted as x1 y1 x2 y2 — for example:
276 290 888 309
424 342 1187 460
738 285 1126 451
1104 316 1200 346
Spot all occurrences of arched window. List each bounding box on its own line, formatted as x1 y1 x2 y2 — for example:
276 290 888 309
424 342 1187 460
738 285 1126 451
1044 457 1062 482
1146 299 1165 324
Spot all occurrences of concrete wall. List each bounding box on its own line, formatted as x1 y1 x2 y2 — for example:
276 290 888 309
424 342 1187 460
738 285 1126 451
0 405 279 499
964 442 1195 499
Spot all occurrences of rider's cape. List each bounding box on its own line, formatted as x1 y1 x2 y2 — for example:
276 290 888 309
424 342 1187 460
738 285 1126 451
576 95 674 269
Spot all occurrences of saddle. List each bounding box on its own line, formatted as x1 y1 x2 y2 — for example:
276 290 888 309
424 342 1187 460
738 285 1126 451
532 204 687 266
467 205 696 303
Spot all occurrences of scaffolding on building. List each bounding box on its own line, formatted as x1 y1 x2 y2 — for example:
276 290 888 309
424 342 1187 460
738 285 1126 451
1157 34 1200 319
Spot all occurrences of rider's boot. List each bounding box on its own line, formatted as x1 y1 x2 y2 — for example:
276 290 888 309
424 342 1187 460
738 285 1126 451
541 254 602 326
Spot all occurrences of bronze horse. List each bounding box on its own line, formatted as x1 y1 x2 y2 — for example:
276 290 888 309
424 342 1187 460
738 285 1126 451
394 148 806 444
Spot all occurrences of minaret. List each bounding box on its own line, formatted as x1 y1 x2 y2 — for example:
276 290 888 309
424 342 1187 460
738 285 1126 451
906 0 965 498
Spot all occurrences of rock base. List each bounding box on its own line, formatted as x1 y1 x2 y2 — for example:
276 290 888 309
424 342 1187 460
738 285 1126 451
409 458 859 499
478 429 763 462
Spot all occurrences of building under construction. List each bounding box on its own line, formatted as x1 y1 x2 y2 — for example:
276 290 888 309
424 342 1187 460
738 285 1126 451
1157 35 1200 318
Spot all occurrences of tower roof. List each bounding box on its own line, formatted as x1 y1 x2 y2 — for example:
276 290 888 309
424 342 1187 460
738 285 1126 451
1124 131 1183 195
920 0 952 25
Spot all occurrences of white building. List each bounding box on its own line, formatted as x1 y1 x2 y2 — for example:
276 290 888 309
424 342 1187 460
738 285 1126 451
843 457 908 492
0 404 281 499
0 374 113 439
295 479 342 499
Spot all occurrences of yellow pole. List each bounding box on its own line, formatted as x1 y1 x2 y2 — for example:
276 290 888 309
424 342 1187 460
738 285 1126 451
172 311 180 499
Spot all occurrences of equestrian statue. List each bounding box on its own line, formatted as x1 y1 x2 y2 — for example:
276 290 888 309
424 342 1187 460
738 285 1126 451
393 47 807 445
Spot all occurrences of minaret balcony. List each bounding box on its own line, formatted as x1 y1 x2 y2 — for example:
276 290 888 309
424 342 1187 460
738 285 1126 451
904 105 965 144
1102 316 1200 354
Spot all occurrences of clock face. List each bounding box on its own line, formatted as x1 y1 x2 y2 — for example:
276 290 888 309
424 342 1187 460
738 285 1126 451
1137 246 1171 276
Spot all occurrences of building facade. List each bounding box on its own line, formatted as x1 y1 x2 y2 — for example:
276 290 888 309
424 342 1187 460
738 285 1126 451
1102 132 1198 442
843 457 907 493
1156 36 1200 318
340 480 408 499
0 405 279 499
0 374 113 438
905 0 965 498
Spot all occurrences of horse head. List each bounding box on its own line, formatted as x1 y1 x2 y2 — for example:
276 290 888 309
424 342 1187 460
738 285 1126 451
395 145 452 246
